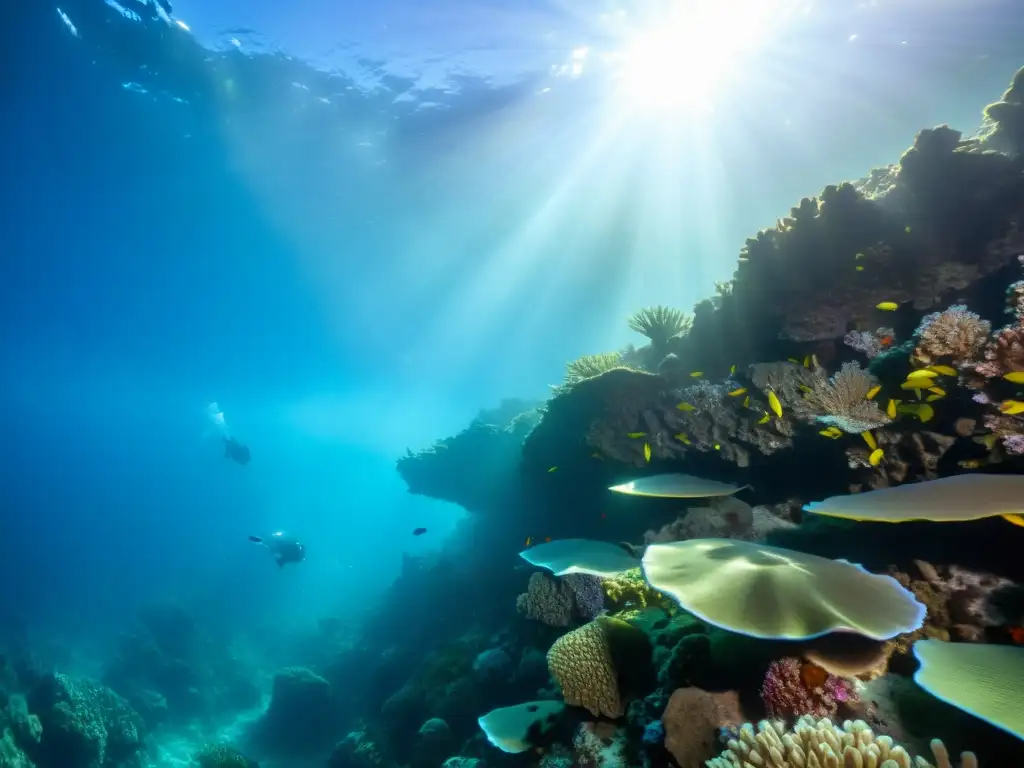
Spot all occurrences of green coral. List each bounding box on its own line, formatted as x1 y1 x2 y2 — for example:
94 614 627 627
194 743 255 768
602 568 674 613
627 306 693 347
565 352 624 384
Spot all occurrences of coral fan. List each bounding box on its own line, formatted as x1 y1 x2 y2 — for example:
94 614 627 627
760 658 857 720
913 305 991 365
801 362 890 433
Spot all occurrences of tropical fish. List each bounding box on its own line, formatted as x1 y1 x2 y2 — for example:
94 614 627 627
926 394 943 402
869 448 884 466
862 431 878 450
727 387 747 397
866 385 882 400
905 369 938 381
804 475 1024 526
676 402 696 411
742 395 750 408
525 536 532 547
855 252 865 260
675 433 692 445
413 528 427 536
803 355 811 368
787 358 800 364
900 381 926 390
1004 372 1024 384
609 473 750 499
729 364 736 375
958 459 985 469
690 371 704 377
876 301 899 311
819 428 841 438
547 466 558 472
811 354 820 368
999 400 1024 415
879 334 895 348
798 384 812 392
916 404 934 422
627 432 647 438
591 452 603 459
643 443 652 462
767 391 783 418
927 365 957 376
974 434 999 450
757 412 770 424
904 226 912 233
713 444 721 451
855 265 865 272
886 399 897 419
928 386 946 397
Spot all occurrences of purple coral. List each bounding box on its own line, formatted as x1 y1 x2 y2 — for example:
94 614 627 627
760 658 857 720
843 328 895 359
563 573 605 620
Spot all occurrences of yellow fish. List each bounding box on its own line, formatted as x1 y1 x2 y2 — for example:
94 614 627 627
742 395 750 408
876 301 899 311
803 355 811 368
757 412 770 424
818 429 841 439
855 252 865 260
928 386 946 396
727 387 747 397
958 459 985 469
714 444 721 451
904 226 912 234
627 432 647 438
866 385 882 400
798 384 812 393
999 400 1024 415
899 381 927 391
927 365 957 376
547 466 558 473
1003 514 1024 528
690 371 704 377
591 452 603 460
905 369 938 381
855 265 865 272
788 358 800 364
811 354 820 368
1004 372 1024 384
729 364 736 375
767 390 783 418
675 433 692 445
916 404 934 423
869 448 884 466
862 431 878 450
886 399 897 419
915 388 923 400
974 434 998 450
926 394 943 402
676 403 696 411
643 443 652 462
525 536 532 547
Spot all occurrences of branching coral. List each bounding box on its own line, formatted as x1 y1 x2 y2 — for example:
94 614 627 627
912 305 991 366
627 306 693 347
706 717 973 768
760 658 857 720
600 568 667 613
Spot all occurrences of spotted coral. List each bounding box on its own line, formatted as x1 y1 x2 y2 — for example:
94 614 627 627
913 305 991 366
706 717 974 768
547 619 623 718
516 573 574 627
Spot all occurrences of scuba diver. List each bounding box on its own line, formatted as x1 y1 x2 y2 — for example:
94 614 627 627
248 532 306 568
206 402 251 465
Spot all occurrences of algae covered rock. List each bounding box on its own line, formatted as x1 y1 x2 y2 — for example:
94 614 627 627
248 667 338 758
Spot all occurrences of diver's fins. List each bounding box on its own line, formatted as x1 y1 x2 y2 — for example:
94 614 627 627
248 535 263 544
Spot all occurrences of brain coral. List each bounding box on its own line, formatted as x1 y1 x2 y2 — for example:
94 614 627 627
546 619 622 718
516 573 574 627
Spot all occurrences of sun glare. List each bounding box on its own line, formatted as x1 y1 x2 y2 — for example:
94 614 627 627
613 0 801 112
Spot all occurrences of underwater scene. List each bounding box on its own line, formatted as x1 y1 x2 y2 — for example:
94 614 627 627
4 0 1024 767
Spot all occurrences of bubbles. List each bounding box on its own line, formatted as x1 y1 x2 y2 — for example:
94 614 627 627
206 402 229 437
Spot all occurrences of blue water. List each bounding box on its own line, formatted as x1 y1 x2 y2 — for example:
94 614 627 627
2 0 1024 765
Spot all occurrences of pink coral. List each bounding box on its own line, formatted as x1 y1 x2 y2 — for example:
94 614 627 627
760 658 858 720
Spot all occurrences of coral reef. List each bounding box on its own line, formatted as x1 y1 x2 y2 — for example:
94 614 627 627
516 573 576 627
661 687 743 768
760 658 858 721
194 743 258 768
247 667 339 758
912 305 991 366
643 500 796 544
